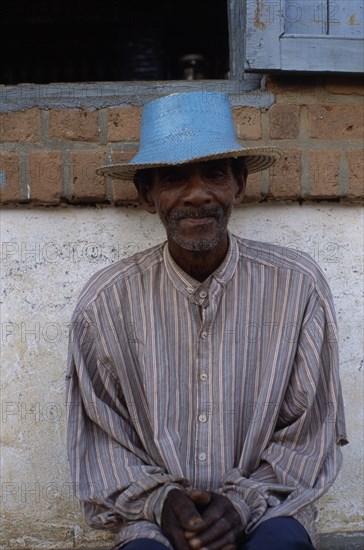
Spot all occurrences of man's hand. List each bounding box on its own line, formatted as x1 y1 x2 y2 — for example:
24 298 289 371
161 489 244 550
185 491 244 550
161 489 207 550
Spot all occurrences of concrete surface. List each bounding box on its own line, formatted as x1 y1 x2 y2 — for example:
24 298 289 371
56 531 364 549
1 202 363 548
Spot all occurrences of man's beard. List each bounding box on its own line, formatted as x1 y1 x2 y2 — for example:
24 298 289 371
166 205 231 251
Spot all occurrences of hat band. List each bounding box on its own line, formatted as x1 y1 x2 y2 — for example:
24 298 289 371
131 129 244 166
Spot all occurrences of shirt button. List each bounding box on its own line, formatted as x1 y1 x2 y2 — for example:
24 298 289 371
201 331 208 339
199 414 207 423
199 290 207 298
187 287 194 294
200 373 208 381
198 452 207 461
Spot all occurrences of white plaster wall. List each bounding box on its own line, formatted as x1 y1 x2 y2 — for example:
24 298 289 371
1 203 363 548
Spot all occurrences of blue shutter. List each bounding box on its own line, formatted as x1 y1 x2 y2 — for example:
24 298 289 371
245 0 364 73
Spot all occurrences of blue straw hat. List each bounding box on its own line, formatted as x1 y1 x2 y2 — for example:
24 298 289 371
96 92 281 180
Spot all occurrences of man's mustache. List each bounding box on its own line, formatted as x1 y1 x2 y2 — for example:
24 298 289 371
168 206 223 221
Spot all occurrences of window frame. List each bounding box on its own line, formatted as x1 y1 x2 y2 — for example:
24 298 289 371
0 0 267 110
244 0 364 73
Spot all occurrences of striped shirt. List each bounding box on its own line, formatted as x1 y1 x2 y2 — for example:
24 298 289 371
66 232 347 549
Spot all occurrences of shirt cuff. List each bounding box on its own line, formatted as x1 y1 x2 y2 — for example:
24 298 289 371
144 483 187 526
219 490 251 528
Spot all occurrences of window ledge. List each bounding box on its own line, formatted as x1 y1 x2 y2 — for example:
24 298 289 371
0 77 276 112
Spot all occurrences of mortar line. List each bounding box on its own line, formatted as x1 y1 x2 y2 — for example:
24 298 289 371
340 149 349 197
19 151 30 201
98 108 108 145
40 109 49 144
61 150 72 201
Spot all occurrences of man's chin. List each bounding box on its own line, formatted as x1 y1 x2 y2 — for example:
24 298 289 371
168 218 228 252
172 235 222 252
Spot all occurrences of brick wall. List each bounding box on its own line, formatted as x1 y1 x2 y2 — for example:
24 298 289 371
0 75 363 206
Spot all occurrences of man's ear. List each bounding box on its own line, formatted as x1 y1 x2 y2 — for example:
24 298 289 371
234 172 247 205
134 180 157 214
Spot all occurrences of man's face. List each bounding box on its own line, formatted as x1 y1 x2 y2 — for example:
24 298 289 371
141 159 245 252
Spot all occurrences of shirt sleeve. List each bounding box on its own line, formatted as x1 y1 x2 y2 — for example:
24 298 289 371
66 309 190 531
218 283 348 533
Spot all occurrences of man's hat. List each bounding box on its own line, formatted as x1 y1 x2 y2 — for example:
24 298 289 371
96 91 282 180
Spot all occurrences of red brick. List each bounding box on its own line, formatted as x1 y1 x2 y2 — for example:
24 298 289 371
232 108 261 140
71 151 107 202
267 75 317 95
308 150 340 198
309 105 363 140
108 107 141 142
243 171 263 202
110 151 139 204
269 104 300 139
324 76 363 96
269 149 301 199
0 109 41 142
346 150 364 199
0 152 21 203
49 109 99 141
28 152 62 204
266 75 319 104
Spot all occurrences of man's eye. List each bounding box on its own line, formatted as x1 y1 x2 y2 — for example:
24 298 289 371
161 175 180 184
205 170 225 179
158 170 182 184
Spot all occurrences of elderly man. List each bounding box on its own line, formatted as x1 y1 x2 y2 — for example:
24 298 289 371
66 92 347 550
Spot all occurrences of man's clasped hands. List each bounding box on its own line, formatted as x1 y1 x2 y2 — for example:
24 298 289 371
161 489 244 550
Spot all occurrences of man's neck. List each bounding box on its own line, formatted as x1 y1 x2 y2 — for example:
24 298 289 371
168 234 229 282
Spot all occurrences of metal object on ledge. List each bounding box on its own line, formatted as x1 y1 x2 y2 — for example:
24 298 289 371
179 53 206 80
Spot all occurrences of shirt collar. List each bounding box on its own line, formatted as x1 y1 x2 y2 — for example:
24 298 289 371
163 231 239 302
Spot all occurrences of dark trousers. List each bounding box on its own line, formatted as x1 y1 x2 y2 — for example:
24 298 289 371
121 517 315 550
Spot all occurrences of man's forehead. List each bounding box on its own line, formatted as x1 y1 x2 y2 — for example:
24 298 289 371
156 158 231 176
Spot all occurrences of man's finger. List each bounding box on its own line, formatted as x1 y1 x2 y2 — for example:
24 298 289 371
166 489 206 531
189 489 212 507
197 493 239 528
188 517 234 549
162 495 203 550
189 524 240 550
164 517 195 550
185 494 244 549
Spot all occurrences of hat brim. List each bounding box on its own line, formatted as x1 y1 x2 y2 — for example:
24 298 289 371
96 146 282 181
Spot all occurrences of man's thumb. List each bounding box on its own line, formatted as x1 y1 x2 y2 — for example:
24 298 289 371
189 489 211 506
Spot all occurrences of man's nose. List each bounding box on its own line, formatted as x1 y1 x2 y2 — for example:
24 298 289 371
181 175 212 206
